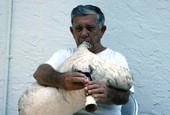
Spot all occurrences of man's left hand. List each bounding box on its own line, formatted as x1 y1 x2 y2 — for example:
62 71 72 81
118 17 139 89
84 80 109 101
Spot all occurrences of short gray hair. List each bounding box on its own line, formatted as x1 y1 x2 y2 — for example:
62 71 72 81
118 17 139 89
71 5 105 27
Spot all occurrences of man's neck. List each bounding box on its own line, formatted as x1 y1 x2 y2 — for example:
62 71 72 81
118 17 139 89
90 46 107 54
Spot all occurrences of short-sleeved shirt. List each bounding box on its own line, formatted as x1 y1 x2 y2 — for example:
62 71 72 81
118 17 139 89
46 47 134 115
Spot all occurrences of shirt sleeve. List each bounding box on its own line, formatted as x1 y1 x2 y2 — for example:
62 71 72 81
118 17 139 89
113 52 129 70
45 49 70 70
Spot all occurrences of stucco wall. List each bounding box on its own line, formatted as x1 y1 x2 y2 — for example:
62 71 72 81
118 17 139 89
0 0 11 114
0 0 170 115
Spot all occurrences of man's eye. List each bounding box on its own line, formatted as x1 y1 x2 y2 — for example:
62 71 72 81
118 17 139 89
75 27 82 31
87 26 95 31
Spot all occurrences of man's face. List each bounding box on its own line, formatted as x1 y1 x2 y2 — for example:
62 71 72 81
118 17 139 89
70 14 106 53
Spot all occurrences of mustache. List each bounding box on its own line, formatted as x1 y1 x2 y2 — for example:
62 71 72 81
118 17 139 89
80 39 91 43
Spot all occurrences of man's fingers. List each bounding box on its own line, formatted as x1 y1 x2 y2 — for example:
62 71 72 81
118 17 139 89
70 77 87 84
72 72 87 77
92 94 107 100
86 86 104 94
84 80 108 101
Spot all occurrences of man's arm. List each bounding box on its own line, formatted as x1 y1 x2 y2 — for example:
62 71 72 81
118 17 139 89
33 64 88 90
34 64 130 104
84 80 130 105
107 86 130 105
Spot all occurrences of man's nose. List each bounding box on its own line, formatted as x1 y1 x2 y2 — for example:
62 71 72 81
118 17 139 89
81 28 89 38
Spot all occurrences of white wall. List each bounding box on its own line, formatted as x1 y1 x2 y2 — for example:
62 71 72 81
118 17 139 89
0 0 170 115
0 0 11 114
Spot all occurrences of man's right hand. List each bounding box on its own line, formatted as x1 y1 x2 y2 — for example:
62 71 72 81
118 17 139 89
33 64 88 91
58 72 88 90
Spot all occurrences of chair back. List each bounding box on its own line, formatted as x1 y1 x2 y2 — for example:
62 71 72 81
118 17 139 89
121 95 138 115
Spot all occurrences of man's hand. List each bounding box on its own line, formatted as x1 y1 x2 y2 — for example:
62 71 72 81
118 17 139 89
34 64 88 91
84 80 130 104
84 80 108 101
59 72 88 91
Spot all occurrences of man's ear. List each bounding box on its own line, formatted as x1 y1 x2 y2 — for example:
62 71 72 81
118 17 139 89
101 25 107 36
70 26 74 35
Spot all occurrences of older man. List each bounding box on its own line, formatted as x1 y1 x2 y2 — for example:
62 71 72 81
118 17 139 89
34 5 133 115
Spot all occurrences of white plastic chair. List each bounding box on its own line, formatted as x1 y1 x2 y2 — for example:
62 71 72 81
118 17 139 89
121 95 138 115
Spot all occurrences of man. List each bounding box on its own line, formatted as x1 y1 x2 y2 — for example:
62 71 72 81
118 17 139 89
34 5 133 115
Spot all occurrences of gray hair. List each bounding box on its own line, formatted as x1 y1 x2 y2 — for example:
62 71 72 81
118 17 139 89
71 5 105 27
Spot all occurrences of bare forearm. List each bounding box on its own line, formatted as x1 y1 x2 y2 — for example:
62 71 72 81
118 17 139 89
33 64 87 90
33 64 62 88
107 86 130 105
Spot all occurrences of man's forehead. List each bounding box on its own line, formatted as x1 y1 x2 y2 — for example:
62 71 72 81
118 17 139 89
73 23 96 27
73 15 97 24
